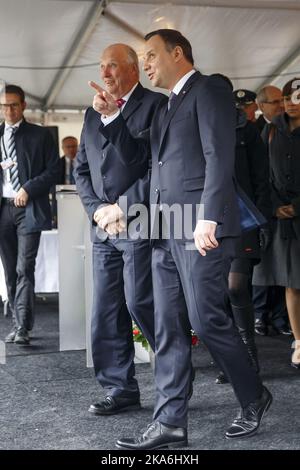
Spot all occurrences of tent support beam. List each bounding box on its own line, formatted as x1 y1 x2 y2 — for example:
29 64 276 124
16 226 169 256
255 43 300 91
42 0 106 110
104 0 300 11
104 10 144 41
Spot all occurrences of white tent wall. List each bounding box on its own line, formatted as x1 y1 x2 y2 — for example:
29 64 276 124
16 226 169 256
0 0 300 117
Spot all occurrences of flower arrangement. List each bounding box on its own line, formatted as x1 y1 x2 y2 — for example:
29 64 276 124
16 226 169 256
133 322 199 351
132 323 151 351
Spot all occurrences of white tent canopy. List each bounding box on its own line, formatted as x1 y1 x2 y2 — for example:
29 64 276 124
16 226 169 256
1 0 300 110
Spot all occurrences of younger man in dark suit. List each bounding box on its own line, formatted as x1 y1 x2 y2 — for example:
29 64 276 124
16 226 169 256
0 84 59 344
91 31 273 449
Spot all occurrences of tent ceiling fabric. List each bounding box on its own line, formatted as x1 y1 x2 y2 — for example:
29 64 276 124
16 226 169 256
1 0 300 110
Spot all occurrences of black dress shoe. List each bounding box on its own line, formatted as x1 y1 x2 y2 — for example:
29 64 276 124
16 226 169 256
4 327 17 343
272 324 292 336
255 320 268 336
116 421 188 450
225 386 272 439
215 371 229 384
89 395 141 415
14 328 30 345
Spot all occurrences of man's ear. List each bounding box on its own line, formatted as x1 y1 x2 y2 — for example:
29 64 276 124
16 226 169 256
22 100 27 112
173 46 184 63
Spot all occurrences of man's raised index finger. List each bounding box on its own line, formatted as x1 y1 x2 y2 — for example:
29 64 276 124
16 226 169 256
88 80 104 94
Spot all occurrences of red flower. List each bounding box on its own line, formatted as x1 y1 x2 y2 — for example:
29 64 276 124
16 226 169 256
191 335 199 346
133 329 140 336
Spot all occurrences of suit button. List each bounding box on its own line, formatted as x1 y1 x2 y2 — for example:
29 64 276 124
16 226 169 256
102 152 105 159
287 155 291 159
155 188 159 193
103 175 106 180
158 161 163 166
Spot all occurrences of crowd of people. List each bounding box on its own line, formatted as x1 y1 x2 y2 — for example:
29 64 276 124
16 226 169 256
0 28 299 450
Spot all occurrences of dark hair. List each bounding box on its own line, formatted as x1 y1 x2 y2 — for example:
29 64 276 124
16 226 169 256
144 29 194 65
282 77 300 97
3 84 25 102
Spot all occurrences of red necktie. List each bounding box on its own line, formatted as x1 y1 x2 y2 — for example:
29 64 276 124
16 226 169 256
116 98 126 108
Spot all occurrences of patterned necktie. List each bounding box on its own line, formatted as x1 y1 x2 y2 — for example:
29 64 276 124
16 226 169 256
7 126 21 192
168 91 177 111
116 98 126 109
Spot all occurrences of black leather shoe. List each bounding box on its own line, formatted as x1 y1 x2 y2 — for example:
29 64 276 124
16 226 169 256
89 395 141 416
272 324 292 336
4 327 17 343
255 320 268 336
14 327 30 345
116 421 188 450
215 371 229 384
225 386 272 439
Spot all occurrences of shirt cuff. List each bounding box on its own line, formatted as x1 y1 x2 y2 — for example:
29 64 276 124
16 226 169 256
101 110 120 126
200 219 217 225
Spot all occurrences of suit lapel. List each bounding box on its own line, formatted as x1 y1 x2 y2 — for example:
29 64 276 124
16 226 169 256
121 83 143 121
99 83 144 149
0 123 4 162
14 121 29 182
158 71 201 153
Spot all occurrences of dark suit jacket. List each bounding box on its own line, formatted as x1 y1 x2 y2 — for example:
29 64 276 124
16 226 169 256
255 114 268 135
74 82 167 242
101 72 243 241
0 120 60 233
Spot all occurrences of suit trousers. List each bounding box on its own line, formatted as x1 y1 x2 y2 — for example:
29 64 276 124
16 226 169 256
252 285 288 328
152 237 263 428
91 237 155 399
0 199 41 330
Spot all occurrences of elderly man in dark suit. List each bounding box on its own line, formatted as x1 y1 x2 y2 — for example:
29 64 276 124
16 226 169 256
91 30 273 449
74 43 166 416
0 84 59 345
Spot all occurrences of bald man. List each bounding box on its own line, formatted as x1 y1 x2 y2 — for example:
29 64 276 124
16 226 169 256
74 44 167 416
254 85 289 336
256 85 284 133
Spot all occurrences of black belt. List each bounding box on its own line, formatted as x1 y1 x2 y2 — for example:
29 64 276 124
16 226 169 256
2 197 15 205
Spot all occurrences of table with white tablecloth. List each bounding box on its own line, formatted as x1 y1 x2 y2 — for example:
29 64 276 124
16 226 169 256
0 229 59 302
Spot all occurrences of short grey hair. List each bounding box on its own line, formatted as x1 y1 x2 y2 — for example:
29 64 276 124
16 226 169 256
256 87 269 104
126 45 139 68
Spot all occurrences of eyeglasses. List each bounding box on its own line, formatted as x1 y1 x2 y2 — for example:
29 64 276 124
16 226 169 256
262 99 283 106
0 103 21 109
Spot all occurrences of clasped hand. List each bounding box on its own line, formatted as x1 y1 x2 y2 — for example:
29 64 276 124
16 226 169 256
93 203 126 236
276 205 295 219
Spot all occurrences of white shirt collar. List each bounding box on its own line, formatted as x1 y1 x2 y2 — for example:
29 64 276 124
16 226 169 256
4 119 23 131
172 69 196 96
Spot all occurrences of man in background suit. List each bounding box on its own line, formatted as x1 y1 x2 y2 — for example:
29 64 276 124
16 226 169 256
0 84 59 345
253 86 290 336
74 44 166 416
58 136 78 185
92 30 273 449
